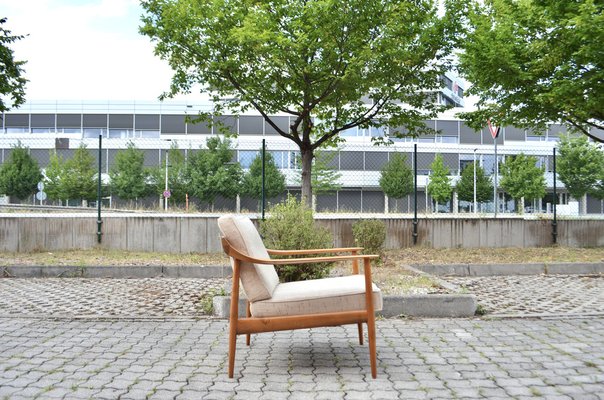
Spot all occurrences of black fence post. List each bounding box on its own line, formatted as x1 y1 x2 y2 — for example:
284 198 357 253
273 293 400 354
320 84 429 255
413 143 418 245
552 147 557 244
261 138 266 220
96 133 103 244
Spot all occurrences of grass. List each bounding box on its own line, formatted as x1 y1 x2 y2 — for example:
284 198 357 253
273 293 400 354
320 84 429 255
1 246 602 268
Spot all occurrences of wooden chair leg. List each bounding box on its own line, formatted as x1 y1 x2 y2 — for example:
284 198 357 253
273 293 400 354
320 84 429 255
357 323 364 345
367 309 377 379
228 260 241 379
228 319 237 378
246 301 251 346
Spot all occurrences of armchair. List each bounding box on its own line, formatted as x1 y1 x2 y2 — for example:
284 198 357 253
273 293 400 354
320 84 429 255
217 214 382 378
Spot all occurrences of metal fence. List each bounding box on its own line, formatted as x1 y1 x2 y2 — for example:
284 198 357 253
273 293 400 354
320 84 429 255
1 135 603 216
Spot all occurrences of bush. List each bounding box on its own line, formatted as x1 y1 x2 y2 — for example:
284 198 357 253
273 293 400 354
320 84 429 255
352 219 386 256
259 195 333 282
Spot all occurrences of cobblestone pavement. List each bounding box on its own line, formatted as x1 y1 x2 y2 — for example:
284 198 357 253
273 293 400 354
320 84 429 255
1 317 603 399
0 278 227 318
444 275 604 317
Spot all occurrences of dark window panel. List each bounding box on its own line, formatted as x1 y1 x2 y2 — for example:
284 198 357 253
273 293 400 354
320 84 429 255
57 114 81 128
213 115 237 135
504 126 525 141
143 149 160 167
5 114 29 127
30 114 54 128
240 196 259 213
586 195 603 214
389 195 411 213
135 114 159 130
29 149 51 168
108 114 133 129
459 122 483 144
56 149 75 161
239 116 263 135
417 152 437 169
317 151 339 169
107 149 119 169
436 120 458 135
362 190 384 212
339 151 364 170
338 190 362 211
161 115 186 134
187 116 211 134
548 124 567 137
83 114 107 128
265 116 290 135
364 152 389 171
316 193 338 212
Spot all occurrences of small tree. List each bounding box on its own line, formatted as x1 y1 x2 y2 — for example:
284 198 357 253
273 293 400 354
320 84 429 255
242 151 286 209
0 143 41 201
110 142 151 204
44 151 66 203
260 195 333 282
188 137 242 210
62 144 97 204
557 135 604 212
426 154 453 212
150 142 190 206
456 162 493 208
0 18 27 112
379 153 413 212
500 153 546 214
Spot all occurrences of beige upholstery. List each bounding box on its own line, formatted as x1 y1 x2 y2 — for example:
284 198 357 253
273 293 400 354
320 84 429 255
217 215 280 302
250 275 383 318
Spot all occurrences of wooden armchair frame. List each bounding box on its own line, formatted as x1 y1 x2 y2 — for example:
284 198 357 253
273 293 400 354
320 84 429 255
221 237 379 379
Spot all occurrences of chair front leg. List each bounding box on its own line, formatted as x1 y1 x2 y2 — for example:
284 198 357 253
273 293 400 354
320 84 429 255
246 300 251 346
228 259 241 379
363 258 377 379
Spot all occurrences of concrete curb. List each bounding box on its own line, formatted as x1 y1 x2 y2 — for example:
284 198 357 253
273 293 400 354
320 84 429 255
2 265 231 279
212 294 477 319
412 262 604 276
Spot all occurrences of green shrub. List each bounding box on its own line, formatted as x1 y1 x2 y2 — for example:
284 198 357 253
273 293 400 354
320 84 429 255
259 195 334 282
352 219 386 256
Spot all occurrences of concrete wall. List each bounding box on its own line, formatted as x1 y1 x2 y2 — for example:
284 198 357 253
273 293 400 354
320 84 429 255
0 214 602 253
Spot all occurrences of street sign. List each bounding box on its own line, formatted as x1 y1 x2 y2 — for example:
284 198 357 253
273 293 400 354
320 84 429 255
36 191 47 201
37 182 45 191
163 190 171 198
487 119 500 139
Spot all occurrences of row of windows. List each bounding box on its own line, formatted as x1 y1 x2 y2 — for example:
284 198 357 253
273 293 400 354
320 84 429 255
1 146 552 176
2 113 575 144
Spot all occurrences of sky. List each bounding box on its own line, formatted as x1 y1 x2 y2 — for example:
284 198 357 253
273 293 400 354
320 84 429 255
0 0 181 102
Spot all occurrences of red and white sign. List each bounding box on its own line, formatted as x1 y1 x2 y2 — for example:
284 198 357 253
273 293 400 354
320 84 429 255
487 119 500 139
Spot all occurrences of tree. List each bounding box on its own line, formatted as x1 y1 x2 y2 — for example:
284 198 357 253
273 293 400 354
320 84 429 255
141 0 464 204
379 153 413 211
499 153 546 213
242 151 286 207
44 151 66 202
557 135 604 210
62 144 97 204
188 136 242 210
110 142 151 203
0 18 27 112
294 151 342 196
458 1 604 142
456 162 493 205
150 142 190 205
427 154 453 212
0 143 41 201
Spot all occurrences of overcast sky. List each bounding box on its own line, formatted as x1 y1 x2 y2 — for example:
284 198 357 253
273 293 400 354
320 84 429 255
0 0 182 102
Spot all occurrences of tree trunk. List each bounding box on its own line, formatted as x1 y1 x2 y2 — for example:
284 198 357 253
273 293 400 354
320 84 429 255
300 147 313 207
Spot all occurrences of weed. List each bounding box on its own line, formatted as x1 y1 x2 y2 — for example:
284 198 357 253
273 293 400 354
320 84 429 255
475 304 488 316
199 288 226 315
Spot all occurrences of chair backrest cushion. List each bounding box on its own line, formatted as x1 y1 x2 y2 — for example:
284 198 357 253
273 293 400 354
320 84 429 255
217 215 280 302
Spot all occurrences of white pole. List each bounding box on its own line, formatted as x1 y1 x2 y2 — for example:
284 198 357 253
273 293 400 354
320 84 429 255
473 149 477 214
164 149 169 211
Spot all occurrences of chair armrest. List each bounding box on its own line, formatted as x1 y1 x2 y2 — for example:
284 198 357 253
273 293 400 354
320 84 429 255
267 247 363 256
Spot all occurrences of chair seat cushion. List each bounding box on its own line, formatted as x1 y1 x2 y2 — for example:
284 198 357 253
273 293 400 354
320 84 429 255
250 275 383 318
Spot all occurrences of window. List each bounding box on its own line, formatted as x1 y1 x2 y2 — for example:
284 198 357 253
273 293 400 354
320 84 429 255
238 150 259 168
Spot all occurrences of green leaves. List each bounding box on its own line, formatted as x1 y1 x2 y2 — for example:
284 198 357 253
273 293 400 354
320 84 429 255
62 144 97 201
456 162 493 204
109 142 152 202
242 151 286 201
500 153 546 205
458 0 604 141
557 135 604 201
379 153 413 199
0 18 27 112
427 154 453 205
188 136 242 208
0 143 41 200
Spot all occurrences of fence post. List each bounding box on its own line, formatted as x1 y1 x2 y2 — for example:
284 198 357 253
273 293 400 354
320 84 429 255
96 133 103 244
261 138 266 220
552 147 557 244
413 143 418 245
